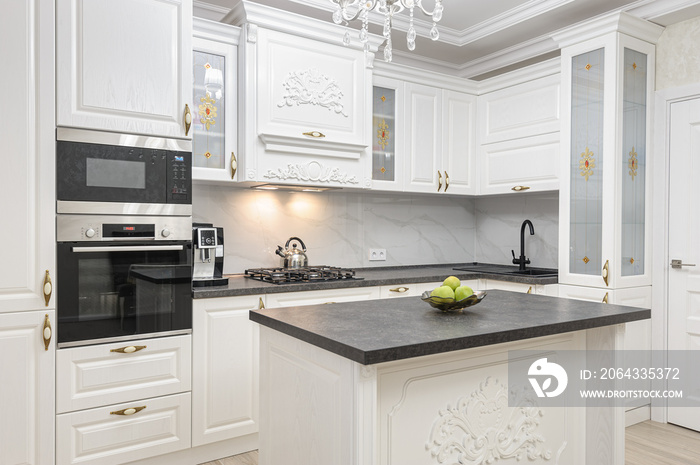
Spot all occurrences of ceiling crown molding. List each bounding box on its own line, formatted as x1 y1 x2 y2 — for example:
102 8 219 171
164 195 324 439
374 60 478 94
193 0 231 22
193 17 241 45
224 0 384 52
551 10 664 47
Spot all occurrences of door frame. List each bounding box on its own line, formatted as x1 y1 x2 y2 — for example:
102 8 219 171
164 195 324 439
652 82 700 423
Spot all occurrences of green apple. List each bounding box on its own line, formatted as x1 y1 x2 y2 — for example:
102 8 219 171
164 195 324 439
442 276 461 291
455 285 474 301
430 285 455 300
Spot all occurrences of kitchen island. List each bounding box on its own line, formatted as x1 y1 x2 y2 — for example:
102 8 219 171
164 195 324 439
250 290 650 465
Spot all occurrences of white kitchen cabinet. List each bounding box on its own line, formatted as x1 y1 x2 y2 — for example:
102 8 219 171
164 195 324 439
403 85 476 195
556 15 661 290
477 74 560 195
192 295 262 447
370 76 406 192
56 392 192 465
192 19 241 183
56 0 193 138
380 280 479 299
482 279 540 294
265 287 381 308
240 26 371 188
0 311 55 465
0 0 55 315
57 335 192 414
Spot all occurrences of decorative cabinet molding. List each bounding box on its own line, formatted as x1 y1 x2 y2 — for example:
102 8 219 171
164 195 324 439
240 26 371 188
427 377 552 464
56 0 193 138
192 18 241 183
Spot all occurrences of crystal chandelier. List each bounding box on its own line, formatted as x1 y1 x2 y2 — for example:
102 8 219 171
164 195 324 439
330 0 444 62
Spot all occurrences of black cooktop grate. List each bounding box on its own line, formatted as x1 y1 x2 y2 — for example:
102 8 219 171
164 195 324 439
244 266 363 284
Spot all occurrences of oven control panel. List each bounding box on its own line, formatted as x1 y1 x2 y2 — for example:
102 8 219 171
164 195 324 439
57 215 193 242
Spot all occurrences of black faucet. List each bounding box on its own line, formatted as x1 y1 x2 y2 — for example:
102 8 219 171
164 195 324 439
512 219 535 271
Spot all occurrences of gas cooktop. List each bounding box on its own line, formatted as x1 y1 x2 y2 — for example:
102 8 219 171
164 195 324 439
244 266 363 284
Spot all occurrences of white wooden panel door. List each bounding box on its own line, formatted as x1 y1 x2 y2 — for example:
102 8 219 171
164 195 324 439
667 98 700 432
192 296 259 446
56 392 191 465
0 0 55 314
56 0 192 138
56 335 192 413
404 83 441 193
256 28 367 152
442 91 477 195
0 311 55 465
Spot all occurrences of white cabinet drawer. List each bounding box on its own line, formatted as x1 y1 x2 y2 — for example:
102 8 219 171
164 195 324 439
482 280 536 293
380 280 480 299
56 392 191 465
265 286 380 308
57 335 191 413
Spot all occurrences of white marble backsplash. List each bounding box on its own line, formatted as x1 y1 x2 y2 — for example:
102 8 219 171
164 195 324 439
193 185 477 274
474 193 559 269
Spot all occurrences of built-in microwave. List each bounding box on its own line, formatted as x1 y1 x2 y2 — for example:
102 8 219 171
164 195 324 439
56 128 192 211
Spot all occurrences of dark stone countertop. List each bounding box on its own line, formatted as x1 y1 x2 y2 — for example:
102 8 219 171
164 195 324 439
249 290 650 365
193 263 558 299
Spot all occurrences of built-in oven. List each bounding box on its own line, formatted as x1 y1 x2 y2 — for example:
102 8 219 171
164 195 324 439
56 214 193 348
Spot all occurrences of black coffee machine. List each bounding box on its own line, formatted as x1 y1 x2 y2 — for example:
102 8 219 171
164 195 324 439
192 223 229 287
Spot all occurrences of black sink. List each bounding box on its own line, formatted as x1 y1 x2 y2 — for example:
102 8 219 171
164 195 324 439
453 263 557 278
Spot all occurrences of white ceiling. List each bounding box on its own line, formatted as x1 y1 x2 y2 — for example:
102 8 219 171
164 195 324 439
198 0 700 79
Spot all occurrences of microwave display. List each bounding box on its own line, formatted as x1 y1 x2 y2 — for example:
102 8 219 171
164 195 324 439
86 158 146 189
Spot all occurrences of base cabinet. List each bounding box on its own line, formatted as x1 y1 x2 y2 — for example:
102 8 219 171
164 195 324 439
0 311 55 465
56 392 191 465
192 296 261 447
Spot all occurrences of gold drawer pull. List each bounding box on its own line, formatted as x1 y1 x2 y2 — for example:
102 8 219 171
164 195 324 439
527 286 532 294
110 406 146 416
602 260 609 287
43 270 53 307
231 151 237 179
303 131 325 138
512 185 530 192
444 171 450 192
258 297 265 309
43 314 52 351
437 171 443 192
389 287 409 293
184 104 192 136
323 301 337 305
110 345 146 354
602 292 609 304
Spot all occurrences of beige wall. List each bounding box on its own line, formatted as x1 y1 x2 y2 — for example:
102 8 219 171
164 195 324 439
656 16 700 90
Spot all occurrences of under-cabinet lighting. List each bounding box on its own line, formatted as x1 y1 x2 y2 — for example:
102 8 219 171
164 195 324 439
250 184 340 192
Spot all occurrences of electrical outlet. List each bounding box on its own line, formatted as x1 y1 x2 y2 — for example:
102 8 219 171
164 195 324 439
369 248 386 261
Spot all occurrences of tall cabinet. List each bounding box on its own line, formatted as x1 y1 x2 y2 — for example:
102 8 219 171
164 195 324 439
556 13 662 294
0 0 56 463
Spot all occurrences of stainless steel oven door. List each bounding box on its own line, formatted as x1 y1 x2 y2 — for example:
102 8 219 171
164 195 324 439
56 241 192 348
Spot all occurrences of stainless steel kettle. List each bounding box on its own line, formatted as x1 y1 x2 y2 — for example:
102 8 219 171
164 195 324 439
275 237 308 268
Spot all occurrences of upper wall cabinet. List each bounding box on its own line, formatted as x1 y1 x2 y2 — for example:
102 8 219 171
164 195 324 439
192 19 240 183
556 13 661 289
57 0 193 139
370 76 405 192
240 26 371 188
477 74 560 195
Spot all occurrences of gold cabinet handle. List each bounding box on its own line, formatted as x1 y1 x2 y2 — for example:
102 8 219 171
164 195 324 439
110 406 146 416
602 260 610 287
512 186 531 192
602 292 609 304
110 345 146 354
42 314 52 351
437 171 443 192
527 286 532 294
302 131 325 138
444 171 450 192
231 152 237 179
258 297 265 309
184 104 192 136
322 301 337 304
43 270 52 307
389 287 409 293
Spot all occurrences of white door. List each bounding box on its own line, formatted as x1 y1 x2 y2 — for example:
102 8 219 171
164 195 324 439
442 91 477 195
56 0 192 138
0 311 55 465
404 83 441 193
667 97 700 432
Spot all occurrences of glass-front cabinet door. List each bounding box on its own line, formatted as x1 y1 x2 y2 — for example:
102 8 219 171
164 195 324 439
370 75 405 191
192 20 239 183
559 25 655 289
